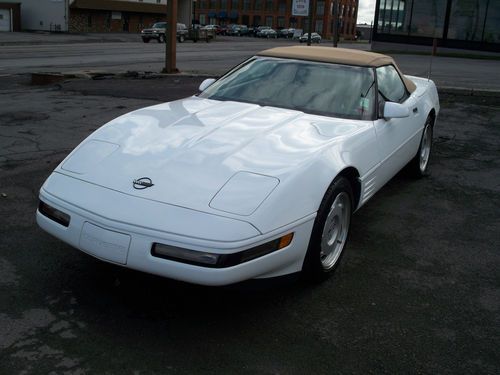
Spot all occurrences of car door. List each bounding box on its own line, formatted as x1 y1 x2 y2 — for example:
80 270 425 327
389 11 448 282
373 65 422 187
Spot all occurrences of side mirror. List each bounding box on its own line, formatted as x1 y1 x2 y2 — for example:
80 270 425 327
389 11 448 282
383 102 410 119
199 78 216 92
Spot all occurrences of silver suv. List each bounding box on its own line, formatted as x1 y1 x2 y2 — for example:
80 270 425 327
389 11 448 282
141 22 189 43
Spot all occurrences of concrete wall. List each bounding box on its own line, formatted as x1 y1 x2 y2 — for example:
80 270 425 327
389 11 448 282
19 0 68 31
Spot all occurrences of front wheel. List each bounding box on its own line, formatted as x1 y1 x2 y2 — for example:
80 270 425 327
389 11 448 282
302 177 353 282
409 115 434 177
178 35 185 43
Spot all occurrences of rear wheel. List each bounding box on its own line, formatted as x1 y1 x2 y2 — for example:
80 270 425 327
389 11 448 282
409 115 434 177
302 177 353 282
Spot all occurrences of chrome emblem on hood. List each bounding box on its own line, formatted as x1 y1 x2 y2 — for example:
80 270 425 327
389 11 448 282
133 177 154 190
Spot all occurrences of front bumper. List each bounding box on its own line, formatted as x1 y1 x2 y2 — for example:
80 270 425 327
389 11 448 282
37 173 315 286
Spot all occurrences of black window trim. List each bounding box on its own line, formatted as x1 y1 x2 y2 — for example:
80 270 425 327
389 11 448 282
375 64 410 106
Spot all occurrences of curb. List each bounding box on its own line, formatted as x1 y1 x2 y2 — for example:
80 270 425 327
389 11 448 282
29 71 500 98
438 86 500 97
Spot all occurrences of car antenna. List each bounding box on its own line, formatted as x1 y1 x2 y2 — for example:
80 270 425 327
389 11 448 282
428 39 436 81
428 9 438 81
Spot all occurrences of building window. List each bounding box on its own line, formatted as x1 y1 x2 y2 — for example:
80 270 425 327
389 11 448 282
87 14 92 28
232 0 239 9
200 14 206 24
278 0 286 15
277 16 285 28
254 0 262 11
316 0 324 16
209 0 217 8
266 0 274 12
200 0 207 9
221 0 227 8
253 15 261 26
316 19 323 34
243 0 251 11
265 16 273 27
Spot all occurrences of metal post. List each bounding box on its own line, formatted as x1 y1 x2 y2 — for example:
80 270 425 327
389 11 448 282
163 0 178 73
332 0 338 47
192 0 196 28
307 0 313 45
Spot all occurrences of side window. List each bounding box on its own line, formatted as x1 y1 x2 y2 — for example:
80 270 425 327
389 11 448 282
376 65 408 103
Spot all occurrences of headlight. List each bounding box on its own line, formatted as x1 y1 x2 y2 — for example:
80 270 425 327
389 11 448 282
209 172 279 216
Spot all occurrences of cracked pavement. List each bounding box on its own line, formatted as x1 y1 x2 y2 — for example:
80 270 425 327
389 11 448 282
0 75 499 374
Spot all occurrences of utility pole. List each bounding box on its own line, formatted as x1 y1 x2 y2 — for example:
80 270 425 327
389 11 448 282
332 0 339 47
163 0 178 73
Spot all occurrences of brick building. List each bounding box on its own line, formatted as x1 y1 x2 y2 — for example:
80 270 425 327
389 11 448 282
195 0 358 39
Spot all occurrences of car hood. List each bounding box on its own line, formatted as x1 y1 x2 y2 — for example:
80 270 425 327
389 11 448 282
57 97 365 215
142 28 164 32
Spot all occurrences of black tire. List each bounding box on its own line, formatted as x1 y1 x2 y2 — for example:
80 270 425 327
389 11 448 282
408 114 434 177
158 34 165 43
178 35 185 43
302 177 353 282
142 38 150 43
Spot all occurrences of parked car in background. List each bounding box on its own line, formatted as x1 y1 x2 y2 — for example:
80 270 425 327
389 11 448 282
36 46 440 286
202 24 221 34
257 28 278 38
280 28 296 38
227 24 249 36
141 22 189 43
299 32 322 43
253 25 270 37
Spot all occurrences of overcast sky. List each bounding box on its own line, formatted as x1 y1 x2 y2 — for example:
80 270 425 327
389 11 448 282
357 0 376 25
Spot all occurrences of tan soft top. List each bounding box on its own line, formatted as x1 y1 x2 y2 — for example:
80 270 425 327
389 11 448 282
258 46 416 93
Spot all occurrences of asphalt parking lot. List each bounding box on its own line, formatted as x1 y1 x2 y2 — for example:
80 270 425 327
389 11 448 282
1 74 499 374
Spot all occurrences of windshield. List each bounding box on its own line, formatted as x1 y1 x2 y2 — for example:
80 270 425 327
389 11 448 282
199 57 375 120
152 22 166 28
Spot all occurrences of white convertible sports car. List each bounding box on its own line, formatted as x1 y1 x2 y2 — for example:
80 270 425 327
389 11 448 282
37 47 439 286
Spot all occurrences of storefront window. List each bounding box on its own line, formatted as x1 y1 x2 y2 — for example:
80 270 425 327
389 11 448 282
377 0 413 35
448 0 489 42
410 0 447 37
483 1 500 43
378 0 446 37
